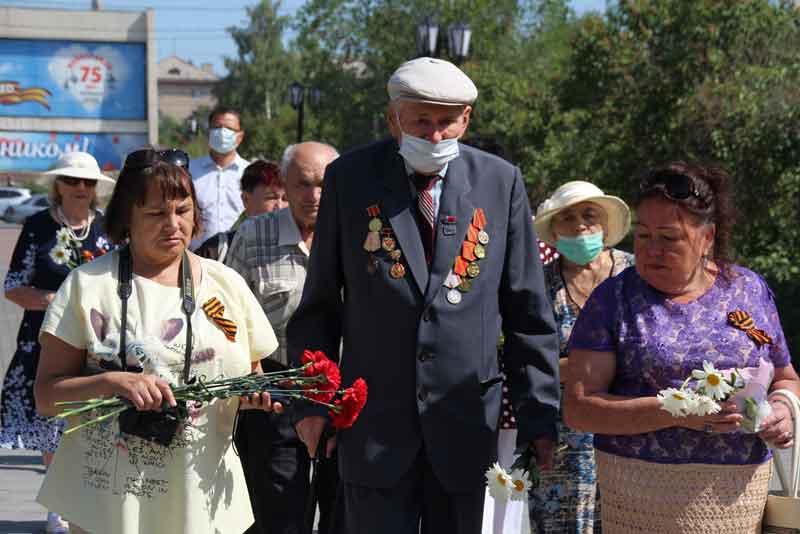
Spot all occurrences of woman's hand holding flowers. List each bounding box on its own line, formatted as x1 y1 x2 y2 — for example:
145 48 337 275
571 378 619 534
239 391 283 413
107 372 177 411
678 401 742 434
758 400 793 448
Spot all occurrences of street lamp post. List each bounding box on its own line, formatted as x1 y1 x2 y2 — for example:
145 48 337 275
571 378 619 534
415 16 471 65
289 81 322 143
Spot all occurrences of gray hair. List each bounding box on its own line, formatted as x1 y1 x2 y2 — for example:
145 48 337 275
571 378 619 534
280 142 340 179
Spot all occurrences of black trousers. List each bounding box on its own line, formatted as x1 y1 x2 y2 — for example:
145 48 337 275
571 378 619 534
235 410 345 534
343 449 485 534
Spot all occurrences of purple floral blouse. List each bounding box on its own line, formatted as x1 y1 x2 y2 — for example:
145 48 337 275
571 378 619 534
568 265 791 465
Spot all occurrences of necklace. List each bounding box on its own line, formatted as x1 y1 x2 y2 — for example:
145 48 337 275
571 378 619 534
560 251 616 310
57 206 93 242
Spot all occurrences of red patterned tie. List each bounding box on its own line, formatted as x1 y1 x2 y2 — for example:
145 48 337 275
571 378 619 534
413 174 440 265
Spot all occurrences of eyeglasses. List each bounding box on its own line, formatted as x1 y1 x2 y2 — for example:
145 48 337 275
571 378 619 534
58 176 97 187
123 149 190 172
641 172 703 203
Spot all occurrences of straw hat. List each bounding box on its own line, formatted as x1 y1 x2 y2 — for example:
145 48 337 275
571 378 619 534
44 152 115 184
535 181 631 247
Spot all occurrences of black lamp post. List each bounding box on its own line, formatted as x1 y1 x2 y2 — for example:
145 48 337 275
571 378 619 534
415 15 471 65
415 16 439 58
288 81 306 143
447 21 472 65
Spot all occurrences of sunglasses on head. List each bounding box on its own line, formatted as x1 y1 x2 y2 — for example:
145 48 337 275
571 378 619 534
641 172 704 203
58 176 97 187
123 149 190 172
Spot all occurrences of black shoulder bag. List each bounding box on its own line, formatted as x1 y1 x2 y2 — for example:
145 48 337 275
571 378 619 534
115 246 195 447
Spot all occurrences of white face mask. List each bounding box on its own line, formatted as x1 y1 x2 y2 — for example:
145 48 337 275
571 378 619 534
208 127 239 155
395 112 460 174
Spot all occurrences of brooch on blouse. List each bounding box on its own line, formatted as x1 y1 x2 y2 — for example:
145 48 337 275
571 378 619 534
727 310 772 347
202 297 238 342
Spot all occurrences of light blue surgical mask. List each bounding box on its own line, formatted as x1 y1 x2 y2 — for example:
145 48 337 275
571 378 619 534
208 127 239 155
555 232 605 265
396 113 460 174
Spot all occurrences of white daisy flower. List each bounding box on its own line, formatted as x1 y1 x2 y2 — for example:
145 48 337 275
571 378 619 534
55 227 73 246
49 244 71 265
692 361 734 400
485 462 512 502
693 394 722 416
508 469 532 501
657 387 696 417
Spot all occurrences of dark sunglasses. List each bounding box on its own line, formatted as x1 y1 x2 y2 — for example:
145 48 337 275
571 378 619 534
123 149 190 172
641 172 703 202
58 176 97 187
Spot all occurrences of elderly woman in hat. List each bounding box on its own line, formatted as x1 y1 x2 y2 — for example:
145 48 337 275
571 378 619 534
0 151 115 533
564 162 800 533
528 181 633 534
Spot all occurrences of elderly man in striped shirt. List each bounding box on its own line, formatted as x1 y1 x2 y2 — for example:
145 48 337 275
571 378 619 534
226 141 340 534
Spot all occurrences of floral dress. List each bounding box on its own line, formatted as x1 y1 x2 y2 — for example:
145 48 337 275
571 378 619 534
0 208 111 452
529 248 633 534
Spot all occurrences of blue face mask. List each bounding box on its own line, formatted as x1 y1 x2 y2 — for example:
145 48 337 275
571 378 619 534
208 127 239 155
555 232 605 265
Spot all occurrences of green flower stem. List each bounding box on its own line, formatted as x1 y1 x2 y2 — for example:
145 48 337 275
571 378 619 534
63 406 128 435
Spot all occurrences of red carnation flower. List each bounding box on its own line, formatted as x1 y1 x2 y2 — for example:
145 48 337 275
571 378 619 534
330 378 368 429
82 250 95 262
301 349 341 403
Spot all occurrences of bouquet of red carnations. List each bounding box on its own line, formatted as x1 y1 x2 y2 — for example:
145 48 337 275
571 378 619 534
54 349 367 435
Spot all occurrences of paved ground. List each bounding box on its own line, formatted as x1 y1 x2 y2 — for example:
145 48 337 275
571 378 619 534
0 223 48 534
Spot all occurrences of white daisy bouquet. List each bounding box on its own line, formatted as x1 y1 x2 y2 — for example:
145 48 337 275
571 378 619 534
485 444 549 503
657 358 774 433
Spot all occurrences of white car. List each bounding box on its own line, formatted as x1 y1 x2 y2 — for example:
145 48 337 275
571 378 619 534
0 187 31 217
4 194 49 224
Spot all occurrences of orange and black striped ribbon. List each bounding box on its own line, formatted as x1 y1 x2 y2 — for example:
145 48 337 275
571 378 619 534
202 297 237 342
727 310 772 347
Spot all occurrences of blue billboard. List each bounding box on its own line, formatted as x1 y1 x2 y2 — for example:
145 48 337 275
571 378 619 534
0 131 148 172
0 39 146 120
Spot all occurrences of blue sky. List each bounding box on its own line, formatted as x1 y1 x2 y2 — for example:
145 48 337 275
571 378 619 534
2 0 606 76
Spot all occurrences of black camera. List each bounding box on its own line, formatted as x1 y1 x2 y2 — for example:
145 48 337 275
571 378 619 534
118 401 188 447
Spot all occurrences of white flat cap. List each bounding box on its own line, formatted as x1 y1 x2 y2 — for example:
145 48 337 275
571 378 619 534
387 57 477 106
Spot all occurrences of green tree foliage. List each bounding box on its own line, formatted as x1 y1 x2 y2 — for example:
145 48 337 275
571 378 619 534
220 0 800 352
213 0 300 160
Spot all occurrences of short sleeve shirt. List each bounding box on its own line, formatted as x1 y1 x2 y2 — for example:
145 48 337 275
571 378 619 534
37 252 278 534
568 265 791 465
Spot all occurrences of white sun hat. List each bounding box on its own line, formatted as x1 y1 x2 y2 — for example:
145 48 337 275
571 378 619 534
44 151 116 184
535 180 631 247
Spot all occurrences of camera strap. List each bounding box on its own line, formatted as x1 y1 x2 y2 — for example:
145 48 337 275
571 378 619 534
117 246 195 383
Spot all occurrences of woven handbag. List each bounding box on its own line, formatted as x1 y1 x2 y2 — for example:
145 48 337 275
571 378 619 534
763 388 800 533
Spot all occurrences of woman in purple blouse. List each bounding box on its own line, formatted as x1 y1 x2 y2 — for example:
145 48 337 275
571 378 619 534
564 161 800 534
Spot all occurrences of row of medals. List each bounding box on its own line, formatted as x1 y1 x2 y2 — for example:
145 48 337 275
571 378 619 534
444 221 489 305
364 214 406 279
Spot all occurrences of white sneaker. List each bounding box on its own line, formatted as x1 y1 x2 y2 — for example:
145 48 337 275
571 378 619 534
46 511 70 533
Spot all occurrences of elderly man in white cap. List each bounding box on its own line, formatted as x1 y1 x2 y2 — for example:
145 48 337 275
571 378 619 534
287 58 559 533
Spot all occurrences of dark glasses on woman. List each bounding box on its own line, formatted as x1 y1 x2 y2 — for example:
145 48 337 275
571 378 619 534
123 149 190 171
58 176 97 187
641 173 702 202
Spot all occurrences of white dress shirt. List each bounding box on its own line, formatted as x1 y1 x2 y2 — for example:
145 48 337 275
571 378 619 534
189 152 249 249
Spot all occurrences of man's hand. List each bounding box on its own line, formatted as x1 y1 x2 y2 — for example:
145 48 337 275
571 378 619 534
532 438 556 471
295 415 327 458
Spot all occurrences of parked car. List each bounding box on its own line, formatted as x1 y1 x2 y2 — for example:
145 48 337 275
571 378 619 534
0 186 31 217
4 194 49 224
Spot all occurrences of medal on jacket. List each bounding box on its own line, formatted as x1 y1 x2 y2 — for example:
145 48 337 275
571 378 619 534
363 205 382 252
444 208 489 301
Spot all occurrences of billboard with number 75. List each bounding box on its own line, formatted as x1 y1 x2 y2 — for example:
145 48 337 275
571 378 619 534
0 38 146 120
